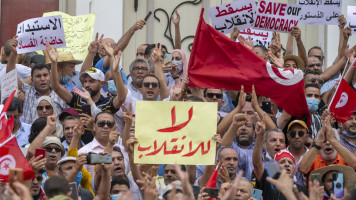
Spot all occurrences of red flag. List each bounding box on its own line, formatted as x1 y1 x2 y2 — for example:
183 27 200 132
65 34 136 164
205 166 218 188
0 137 35 182
0 90 16 143
329 78 356 123
188 9 309 118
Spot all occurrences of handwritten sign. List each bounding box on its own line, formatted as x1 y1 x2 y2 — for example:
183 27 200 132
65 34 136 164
43 11 95 60
298 0 342 25
237 28 272 48
208 0 256 34
16 16 66 54
347 6 356 35
254 0 302 33
134 101 217 165
1 69 18 103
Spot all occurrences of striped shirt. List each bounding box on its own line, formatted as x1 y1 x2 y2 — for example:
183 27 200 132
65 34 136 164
68 92 119 114
339 134 356 153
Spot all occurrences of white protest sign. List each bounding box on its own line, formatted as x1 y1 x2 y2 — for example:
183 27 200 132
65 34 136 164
237 28 273 48
208 0 256 34
347 6 356 35
1 69 18 103
254 0 302 33
298 0 342 25
16 15 66 54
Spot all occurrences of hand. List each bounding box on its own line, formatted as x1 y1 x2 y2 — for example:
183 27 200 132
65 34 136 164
151 43 163 63
173 164 195 199
266 170 296 199
162 64 172 73
101 40 114 57
268 50 284 68
45 43 58 63
111 50 122 72
315 124 326 146
238 35 253 49
338 14 346 29
73 118 85 137
143 176 159 199
122 104 133 124
171 87 185 101
108 128 120 146
73 87 92 103
46 115 57 134
170 63 180 77
302 180 323 200
198 187 211 200
7 182 33 200
255 112 266 136
9 35 18 54
251 85 259 109
329 189 351 200
127 136 138 154
342 27 351 41
180 74 189 90
80 113 93 132
17 90 24 102
218 163 231 183
212 134 222 150
236 85 246 111
232 113 248 127
88 32 103 54
345 45 356 60
291 26 301 40
230 27 239 41
75 153 87 172
172 10 180 25
29 156 46 173
220 171 243 200
133 19 146 31
270 32 281 54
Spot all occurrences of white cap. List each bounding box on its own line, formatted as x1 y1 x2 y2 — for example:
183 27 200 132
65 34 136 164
57 156 77 168
80 67 105 82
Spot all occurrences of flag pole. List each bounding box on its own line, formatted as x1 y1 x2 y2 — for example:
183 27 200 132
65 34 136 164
0 135 15 148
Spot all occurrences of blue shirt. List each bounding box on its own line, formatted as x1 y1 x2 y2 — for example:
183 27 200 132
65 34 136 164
62 71 82 92
62 140 85 158
14 121 31 147
95 57 127 92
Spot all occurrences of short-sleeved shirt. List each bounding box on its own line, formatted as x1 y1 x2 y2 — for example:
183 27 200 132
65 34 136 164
14 121 32 147
68 92 119 114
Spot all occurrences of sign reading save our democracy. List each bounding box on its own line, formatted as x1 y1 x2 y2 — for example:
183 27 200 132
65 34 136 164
298 0 342 25
134 101 217 165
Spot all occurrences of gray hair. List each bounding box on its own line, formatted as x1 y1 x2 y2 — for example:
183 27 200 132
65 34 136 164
129 58 149 72
264 128 284 142
239 177 254 193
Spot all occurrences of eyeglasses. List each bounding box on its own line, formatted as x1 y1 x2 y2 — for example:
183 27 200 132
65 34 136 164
289 131 306 138
132 67 148 71
206 93 223 99
136 52 145 57
310 77 324 84
142 82 158 88
45 146 62 153
32 176 43 182
97 120 115 128
308 63 321 68
311 55 324 61
37 105 53 111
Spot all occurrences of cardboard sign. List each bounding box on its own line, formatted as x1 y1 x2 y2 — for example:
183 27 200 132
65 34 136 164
134 101 217 165
16 15 66 54
347 6 356 35
43 11 95 60
254 0 302 32
1 69 18 103
209 0 257 34
238 28 272 48
298 0 342 25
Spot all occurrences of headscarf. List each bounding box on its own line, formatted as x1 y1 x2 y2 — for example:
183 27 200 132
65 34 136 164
170 49 188 87
34 96 63 138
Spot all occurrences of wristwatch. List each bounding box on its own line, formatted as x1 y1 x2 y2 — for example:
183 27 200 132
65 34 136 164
312 142 321 150
173 76 179 79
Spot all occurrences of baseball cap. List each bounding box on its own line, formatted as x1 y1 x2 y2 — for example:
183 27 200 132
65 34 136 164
80 67 105 82
287 120 308 132
59 108 79 121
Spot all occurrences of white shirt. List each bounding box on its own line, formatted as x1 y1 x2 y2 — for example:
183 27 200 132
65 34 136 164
0 63 31 80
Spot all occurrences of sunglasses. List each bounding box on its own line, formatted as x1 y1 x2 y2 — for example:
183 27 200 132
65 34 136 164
45 146 62 153
97 120 115 128
311 55 324 61
310 77 324 84
308 63 321 68
143 82 158 88
206 93 223 99
289 131 306 138
32 176 43 182
37 105 53 111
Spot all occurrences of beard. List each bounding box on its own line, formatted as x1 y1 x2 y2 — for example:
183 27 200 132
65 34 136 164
86 87 100 97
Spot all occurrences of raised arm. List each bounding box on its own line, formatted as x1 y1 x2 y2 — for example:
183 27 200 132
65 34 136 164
221 114 247 147
81 33 103 73
230 27 239 42
151 44 170 100
334 15 349 63
277 109 291 130
320 55 347 82
127 137 143 185
252 113 266 183
46 44 73 104
291 26 308 66
6 36 17 73
94 163 111 200
110 51 127 108
344 46 356 84
172 10 181 49
121 104 132 150
285 34 294 56
251 85 276 130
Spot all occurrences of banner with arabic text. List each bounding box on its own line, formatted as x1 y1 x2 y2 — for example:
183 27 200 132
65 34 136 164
16 15 66 54
347 6 356 35
298 0 342 25
237 28 272 48
134 101 217 165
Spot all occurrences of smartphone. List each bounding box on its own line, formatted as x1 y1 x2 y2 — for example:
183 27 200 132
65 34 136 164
164 53 172 64
144 11 152 21
310 173 321 185
82 104 91 116
266 161 281 179
252 189 262 200
9 168 24 192
69 182 79 200
35 148 46 160
262 101 271 114
204 188 219 198
86 153 112 165
333 172 344 198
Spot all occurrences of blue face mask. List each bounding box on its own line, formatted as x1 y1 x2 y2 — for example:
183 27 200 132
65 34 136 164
306 98 320 112
61 75 72 84
171 60 182 72
108 80 117 95
111 194 120 200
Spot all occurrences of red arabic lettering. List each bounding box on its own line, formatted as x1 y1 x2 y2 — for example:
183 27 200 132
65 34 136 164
157 106 193 132
182 140 211 157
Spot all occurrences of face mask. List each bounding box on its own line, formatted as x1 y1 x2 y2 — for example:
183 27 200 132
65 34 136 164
171 60 182 72
111 194 120 200
108 80 117 95
306 98 320 112
61 75 72 84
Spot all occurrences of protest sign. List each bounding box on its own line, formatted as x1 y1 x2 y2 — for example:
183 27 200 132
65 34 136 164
43 11 95 60
237 28 272 48
298 0 342 25
1 69 18 103
347 6 356 35
208 0 256 34
254 0 301 33
134 101 217 165
16 15 66 54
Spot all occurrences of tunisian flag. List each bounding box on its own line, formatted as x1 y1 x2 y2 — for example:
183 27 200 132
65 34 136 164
329 78 356 123
0 90 16 143
188 9 309 118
